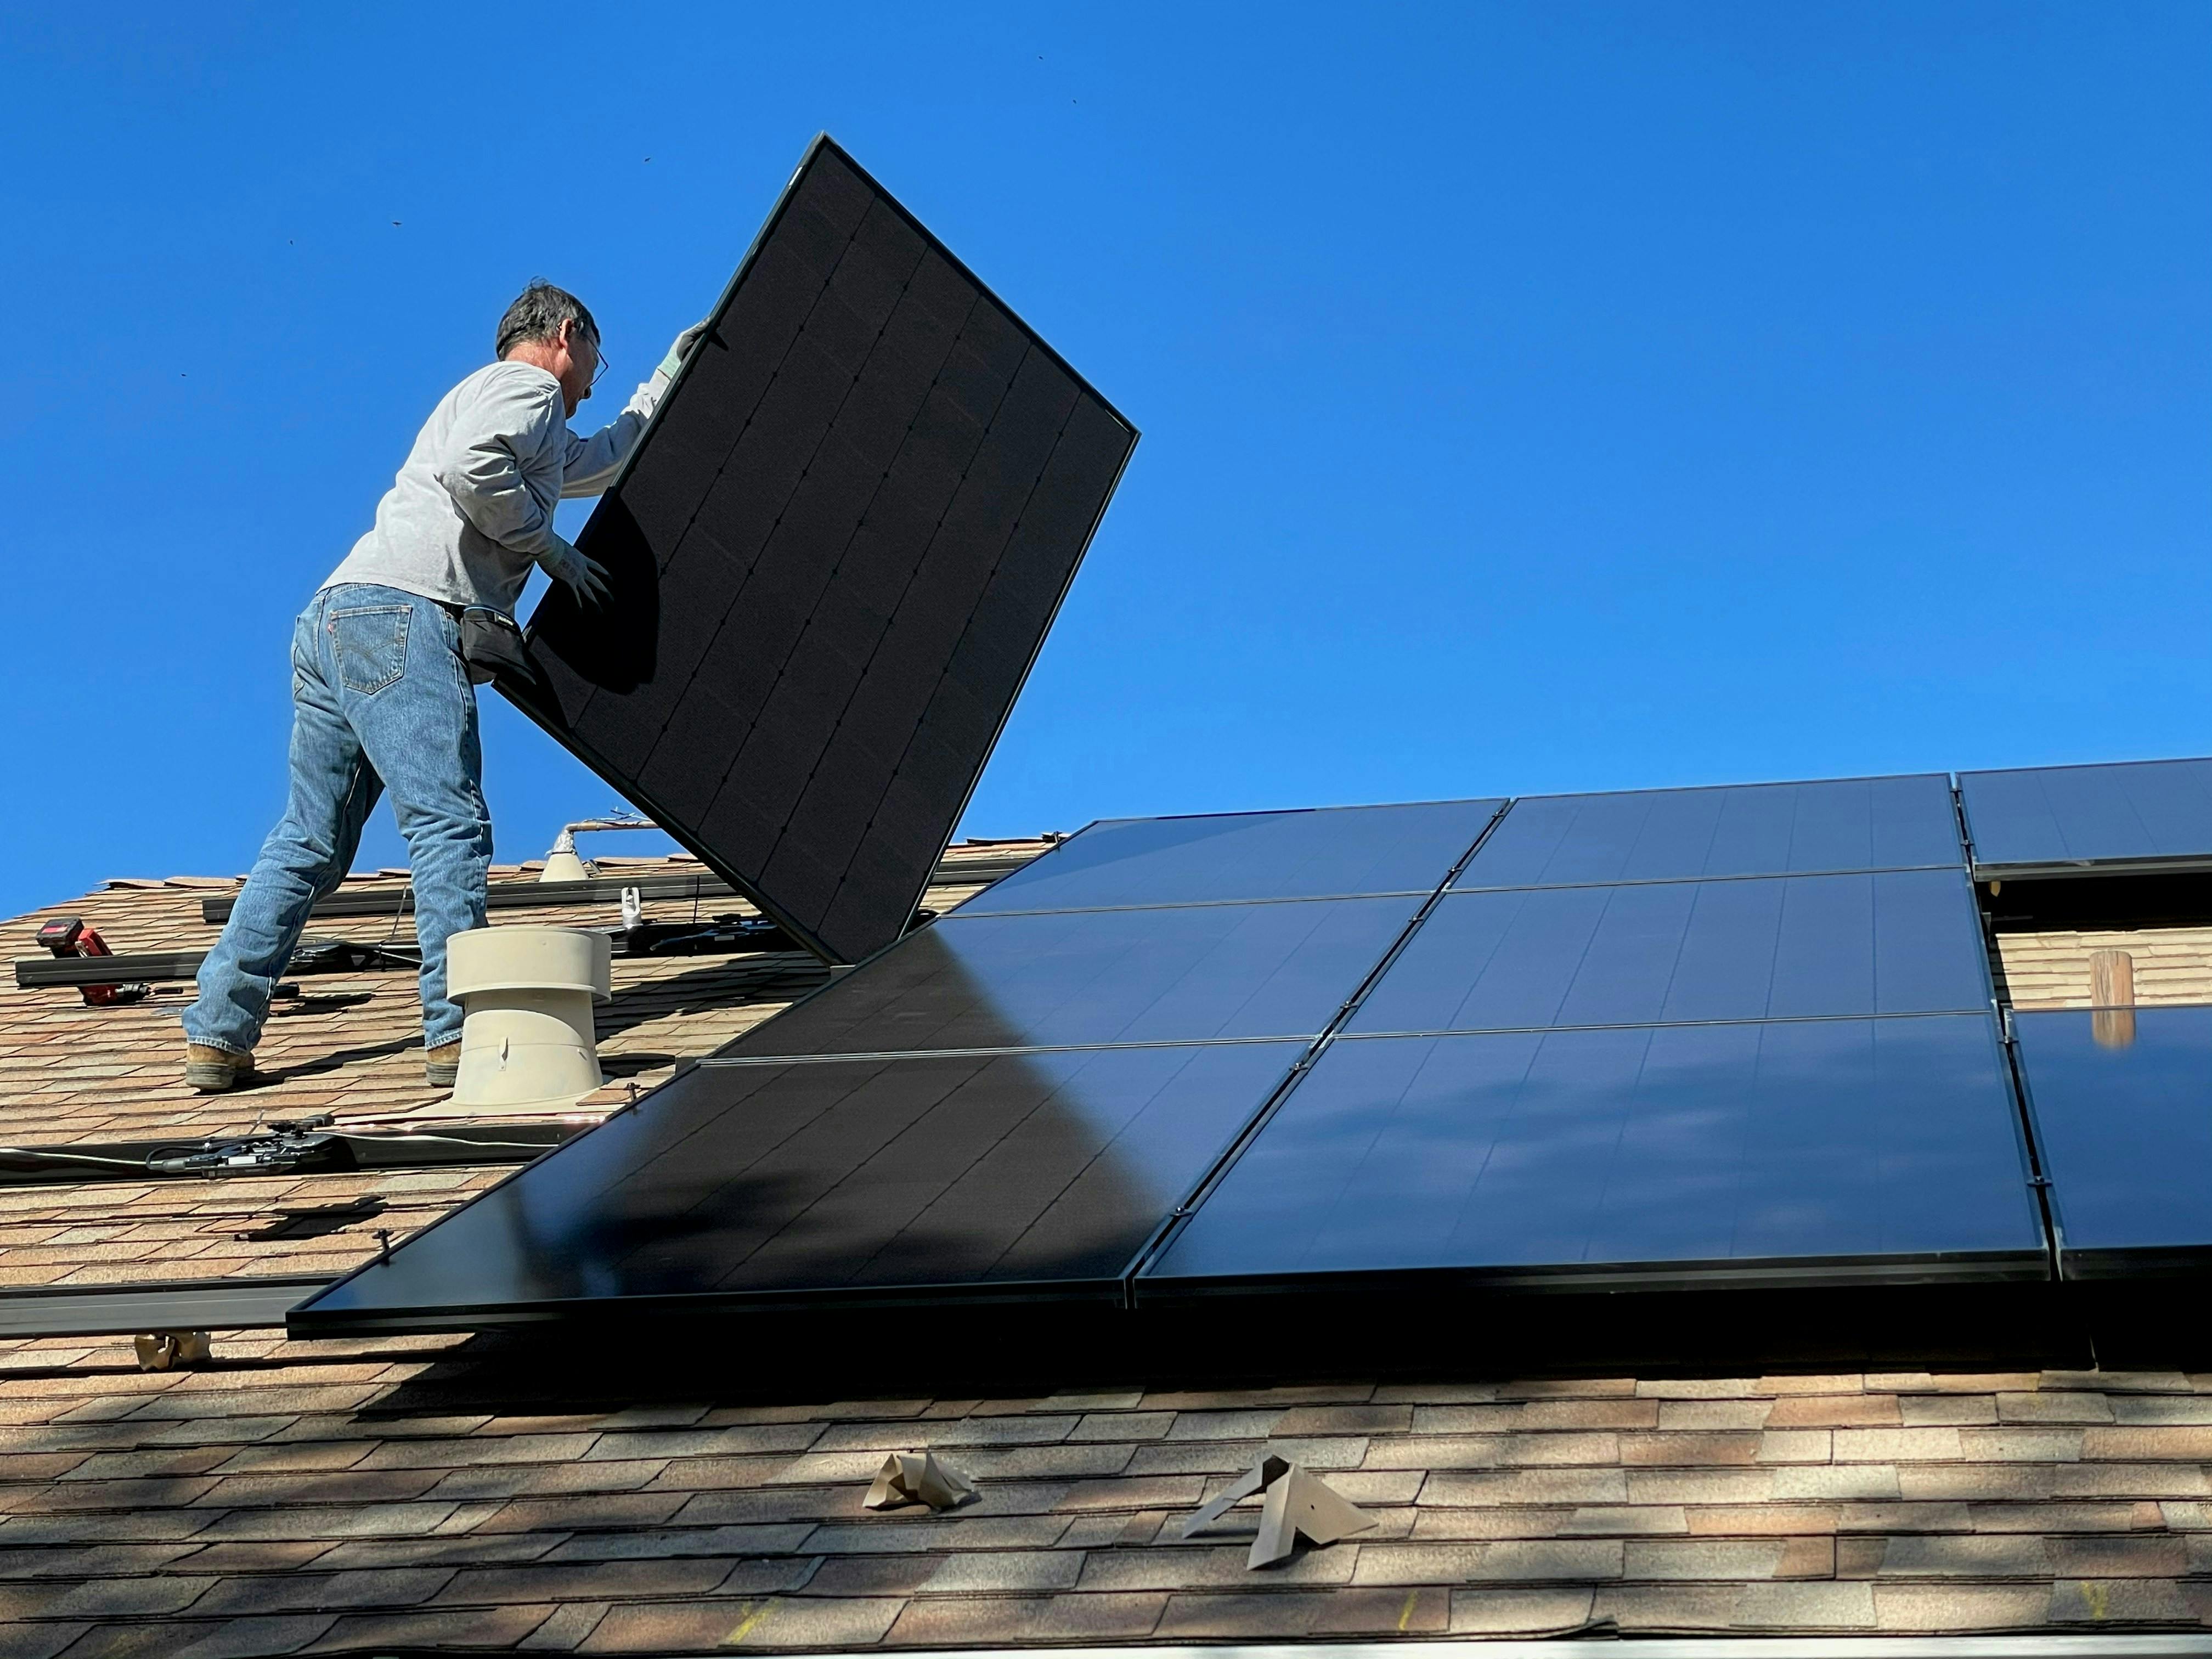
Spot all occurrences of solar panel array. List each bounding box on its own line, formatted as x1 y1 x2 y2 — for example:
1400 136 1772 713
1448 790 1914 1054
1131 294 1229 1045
293 801 1504 1328
298 758 2212 1337
510 136 1138 964
1146 776 2048 1295
1959 758 2212 879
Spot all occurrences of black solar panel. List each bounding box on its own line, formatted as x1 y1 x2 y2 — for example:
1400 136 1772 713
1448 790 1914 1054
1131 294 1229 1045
2014 1007 2212 1276
1959 758 2212 879
957 800 1504 915
724 898 1426 1057
1144 1015 2044 1292
291 793 1464 1331
1140 786 2023 1298
292 1041 1304 1329
1348 869 1991 1035
509 136 1138 963
290 770 2059 1338
1455 775 1961 891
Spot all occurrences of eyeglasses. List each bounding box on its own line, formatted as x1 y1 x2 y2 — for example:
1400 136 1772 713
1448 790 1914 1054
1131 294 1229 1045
563 324 609 389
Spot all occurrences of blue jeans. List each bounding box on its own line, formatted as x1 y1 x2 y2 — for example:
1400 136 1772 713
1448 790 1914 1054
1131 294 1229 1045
184 585 493 1056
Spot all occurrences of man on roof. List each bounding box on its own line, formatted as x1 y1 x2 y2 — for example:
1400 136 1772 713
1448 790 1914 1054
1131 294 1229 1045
182 282 705 1093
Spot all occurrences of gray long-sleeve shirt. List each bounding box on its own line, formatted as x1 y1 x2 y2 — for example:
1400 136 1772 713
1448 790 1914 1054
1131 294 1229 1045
321 359 665 614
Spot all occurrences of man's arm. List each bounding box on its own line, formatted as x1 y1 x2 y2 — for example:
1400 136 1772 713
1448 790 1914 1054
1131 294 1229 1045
558 401 650 498
432 370 567 557
433 368 607 604
559 324 711 498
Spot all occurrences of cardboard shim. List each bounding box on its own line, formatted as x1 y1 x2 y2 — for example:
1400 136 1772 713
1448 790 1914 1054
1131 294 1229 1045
1181 1453 1374 1568
862 1451 978 1513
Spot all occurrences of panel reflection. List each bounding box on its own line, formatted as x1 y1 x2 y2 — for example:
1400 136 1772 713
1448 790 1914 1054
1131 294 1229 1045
303 1041 1302 1316
2016 1006 2212 1258
1152 1016 2039 1281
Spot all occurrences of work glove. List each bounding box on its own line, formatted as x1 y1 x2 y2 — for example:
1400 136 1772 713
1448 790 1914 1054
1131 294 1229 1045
539 534 611 607
627 321 713 420
659 320 710 377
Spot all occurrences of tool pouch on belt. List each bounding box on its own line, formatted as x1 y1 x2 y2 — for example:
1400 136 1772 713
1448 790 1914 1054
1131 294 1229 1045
458 607 535 687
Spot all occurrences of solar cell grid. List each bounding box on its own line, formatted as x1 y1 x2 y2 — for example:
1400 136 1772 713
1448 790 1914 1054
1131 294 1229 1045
1454 774 1962 891
1349 868 1990 1035
514 136 1138 964
1959 758 2212 878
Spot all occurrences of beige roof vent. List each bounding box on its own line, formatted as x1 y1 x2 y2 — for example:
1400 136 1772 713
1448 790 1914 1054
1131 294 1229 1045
445 926 612 1113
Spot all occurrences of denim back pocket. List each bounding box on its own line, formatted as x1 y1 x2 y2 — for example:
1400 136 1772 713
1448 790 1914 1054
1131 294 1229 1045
330 605 411 695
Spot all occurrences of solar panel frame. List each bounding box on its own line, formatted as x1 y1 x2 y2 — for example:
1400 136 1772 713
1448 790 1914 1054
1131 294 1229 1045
503 134 1138 964
1959 758 2212 880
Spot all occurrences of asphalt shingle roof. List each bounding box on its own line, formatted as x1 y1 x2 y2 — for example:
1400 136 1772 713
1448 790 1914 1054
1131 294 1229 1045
4 840 2212 1655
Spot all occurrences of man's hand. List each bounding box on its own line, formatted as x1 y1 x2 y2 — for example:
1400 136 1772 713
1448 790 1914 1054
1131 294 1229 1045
659 321 710 378
540 535 611 607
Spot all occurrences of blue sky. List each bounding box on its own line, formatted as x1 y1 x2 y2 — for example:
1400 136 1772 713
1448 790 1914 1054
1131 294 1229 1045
4 3 2206 918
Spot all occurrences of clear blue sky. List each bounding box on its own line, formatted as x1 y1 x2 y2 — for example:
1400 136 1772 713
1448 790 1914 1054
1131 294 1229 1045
4 3 2206 919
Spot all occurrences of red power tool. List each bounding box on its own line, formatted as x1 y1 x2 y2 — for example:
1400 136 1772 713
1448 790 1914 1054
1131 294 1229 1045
35 918 150 1006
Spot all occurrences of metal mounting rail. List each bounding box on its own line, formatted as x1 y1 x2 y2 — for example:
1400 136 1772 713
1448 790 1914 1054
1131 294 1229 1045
193 853 1042 926
18 922 815 990
0 1275 332 1338
16 944 414 989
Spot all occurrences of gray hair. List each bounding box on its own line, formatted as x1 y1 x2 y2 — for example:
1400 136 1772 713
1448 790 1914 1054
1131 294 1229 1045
494 281 599 359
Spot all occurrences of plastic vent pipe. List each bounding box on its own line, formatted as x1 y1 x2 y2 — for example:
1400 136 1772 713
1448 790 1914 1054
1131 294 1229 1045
445 927 612 1112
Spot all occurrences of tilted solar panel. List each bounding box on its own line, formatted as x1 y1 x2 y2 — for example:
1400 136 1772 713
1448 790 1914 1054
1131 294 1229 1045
508 136 1138 963
2013 1007 2212 1277
1455 775 1962 891
1959 758 2212 879
1145 1015 2045 1293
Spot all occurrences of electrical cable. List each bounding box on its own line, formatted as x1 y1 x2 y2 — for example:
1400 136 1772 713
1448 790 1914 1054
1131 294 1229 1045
334 1132 557 1152
0 1147 162 1170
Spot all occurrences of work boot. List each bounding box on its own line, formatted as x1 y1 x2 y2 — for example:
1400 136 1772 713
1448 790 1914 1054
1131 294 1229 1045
184 1044 252 1093
425 1045 460 1090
